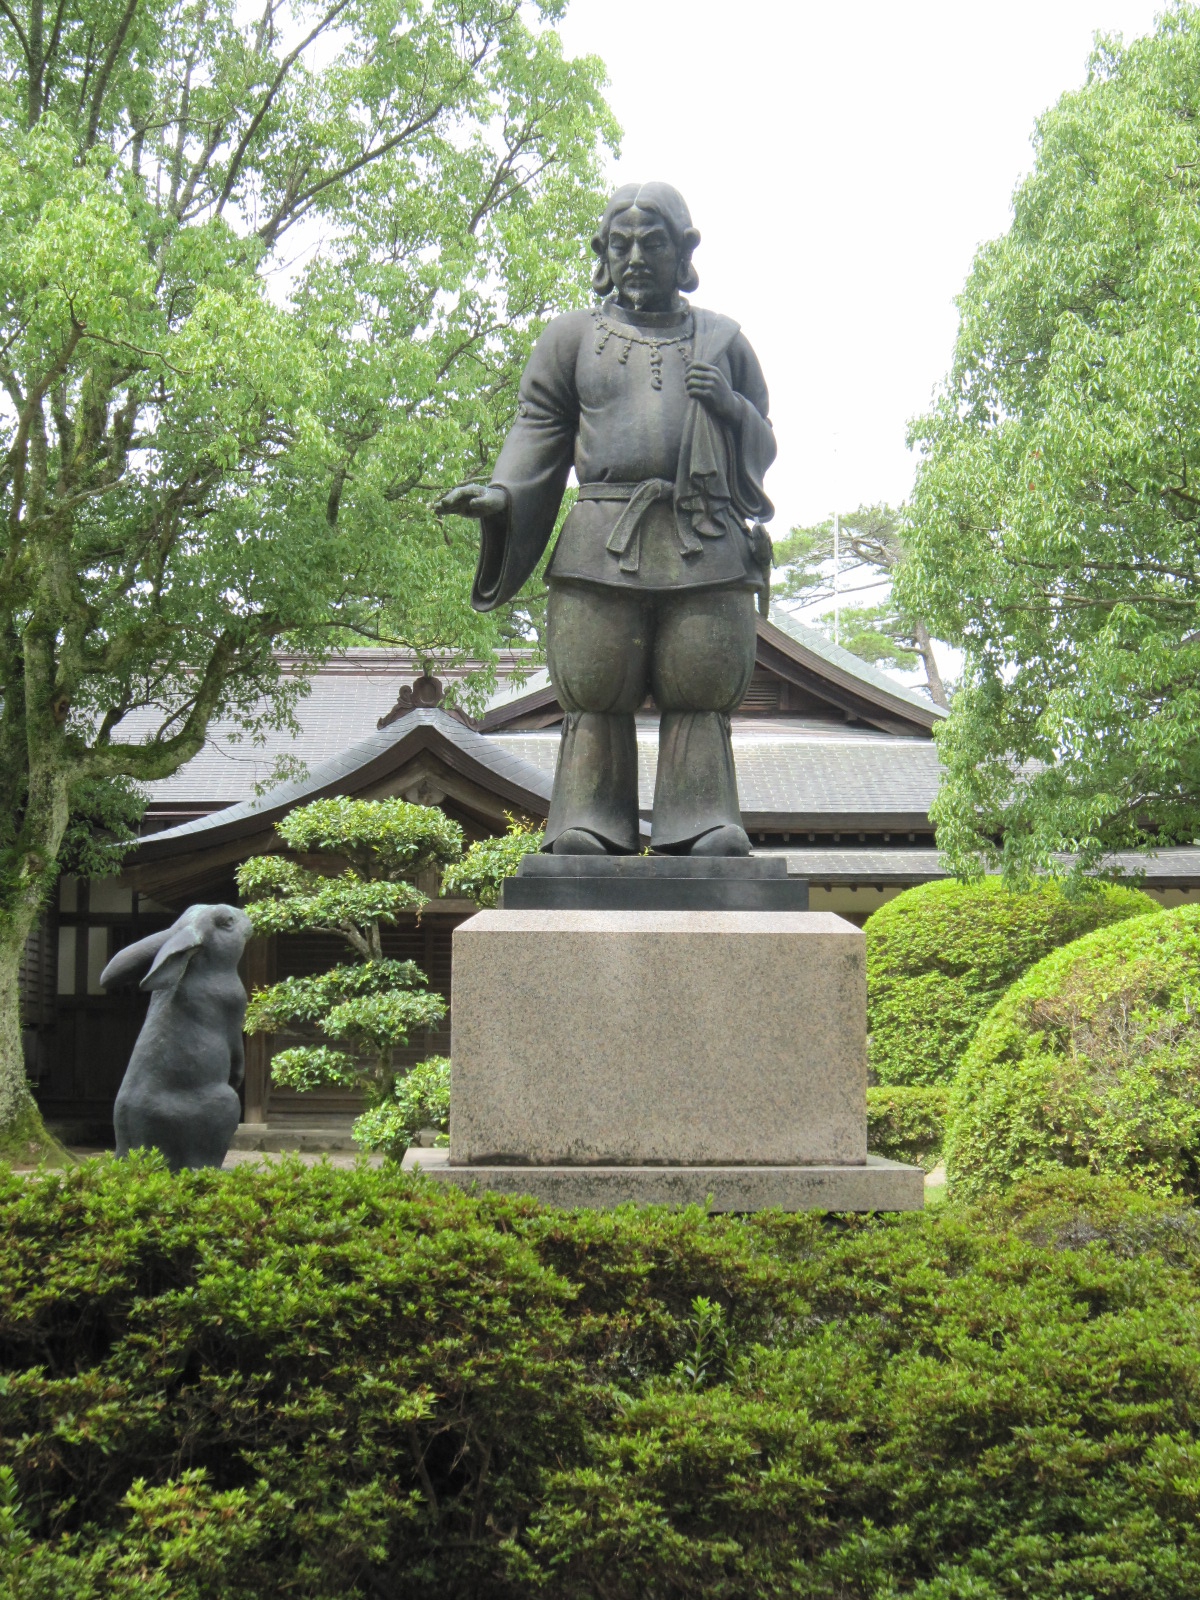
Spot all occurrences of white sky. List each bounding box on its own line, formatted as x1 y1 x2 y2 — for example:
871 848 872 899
557 0 1166 535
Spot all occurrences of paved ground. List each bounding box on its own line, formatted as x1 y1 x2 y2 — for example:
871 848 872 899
10 1146 386 1171
22 1148 947 1186
223 1148 385 1170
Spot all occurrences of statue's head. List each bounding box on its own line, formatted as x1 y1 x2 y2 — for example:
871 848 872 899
591 182 700 312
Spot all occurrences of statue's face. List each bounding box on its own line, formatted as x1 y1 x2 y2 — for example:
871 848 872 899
605 205 681 312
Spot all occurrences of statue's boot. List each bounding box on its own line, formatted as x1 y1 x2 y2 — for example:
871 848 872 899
689 823 752 856
649 710 745 853
649 587 755 852
550 828 609 855
541 710 640 854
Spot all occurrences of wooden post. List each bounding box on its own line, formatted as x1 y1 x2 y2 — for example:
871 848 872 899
242 934 276 1126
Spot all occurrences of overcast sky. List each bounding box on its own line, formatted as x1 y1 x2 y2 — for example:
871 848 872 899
556 0 1165 535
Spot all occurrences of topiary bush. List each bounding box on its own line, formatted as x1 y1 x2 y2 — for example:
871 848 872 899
947 902 1200 1202
865 1084 948 1168
866 876 1157 1085
351 1055 451 1157
7 1158 1200 1595
237 797 462 1104
441 819 544 907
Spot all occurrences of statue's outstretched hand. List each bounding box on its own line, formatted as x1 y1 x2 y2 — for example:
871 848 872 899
435 483 508 519
685 361 740 424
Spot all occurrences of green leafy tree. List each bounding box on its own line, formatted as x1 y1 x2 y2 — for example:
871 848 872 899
900 9 1200 881
353 1054 452 1157
772 504 949 706
0 0 616 1149
236 798 462 1113
55 777 145 882
441 817 544 907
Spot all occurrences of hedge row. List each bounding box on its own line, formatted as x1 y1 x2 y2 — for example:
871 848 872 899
865 1084 947 1167
865 878 1156 1085
5 1157 1200 1596
948 902 1200 1201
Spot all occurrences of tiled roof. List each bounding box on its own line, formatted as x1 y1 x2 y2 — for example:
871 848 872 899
767 610 946 721
766 846 1200 887
777 849 946 882
491 727 941 822
134 709 553 859
132 657 541 805
129 627 943 806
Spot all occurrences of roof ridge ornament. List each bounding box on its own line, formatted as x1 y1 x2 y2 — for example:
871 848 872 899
378 674 476 731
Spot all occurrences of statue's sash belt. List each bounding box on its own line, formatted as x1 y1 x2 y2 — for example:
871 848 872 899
578 479 707 574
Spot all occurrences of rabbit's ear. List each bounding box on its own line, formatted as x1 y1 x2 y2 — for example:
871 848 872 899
140 923 205 993
100 927 174 989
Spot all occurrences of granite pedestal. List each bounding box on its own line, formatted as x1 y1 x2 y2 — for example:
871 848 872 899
406 894 923 1212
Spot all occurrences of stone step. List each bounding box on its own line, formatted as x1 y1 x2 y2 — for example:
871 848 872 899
232 1121 359 1153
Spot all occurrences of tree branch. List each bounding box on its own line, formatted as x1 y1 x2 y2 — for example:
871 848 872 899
6 322 85 541
254 104 446 249
0 0 30 63
84 0 140 148
85 628 241 780
214 0 354 219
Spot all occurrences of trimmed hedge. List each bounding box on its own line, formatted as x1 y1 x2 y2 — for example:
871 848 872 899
866 876 1156 1085
947 902 1200 1202
865 1084 947 1168
6 1158 1200 1595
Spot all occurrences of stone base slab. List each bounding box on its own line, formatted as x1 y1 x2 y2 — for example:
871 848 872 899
401 1147 923 1212
503 855 810 911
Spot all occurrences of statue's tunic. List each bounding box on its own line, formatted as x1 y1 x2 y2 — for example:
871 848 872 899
470 302 776 609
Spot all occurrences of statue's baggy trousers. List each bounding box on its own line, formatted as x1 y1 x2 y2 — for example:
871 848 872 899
544 579 757 852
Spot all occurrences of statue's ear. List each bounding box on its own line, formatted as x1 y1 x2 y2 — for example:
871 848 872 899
140 923 205 993
677 227 701 293
100 926 173 990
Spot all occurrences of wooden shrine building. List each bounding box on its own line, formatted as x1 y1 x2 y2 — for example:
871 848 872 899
26 613 1200 1140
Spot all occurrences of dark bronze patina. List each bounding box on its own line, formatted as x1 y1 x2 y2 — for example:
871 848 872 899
437 182 776 855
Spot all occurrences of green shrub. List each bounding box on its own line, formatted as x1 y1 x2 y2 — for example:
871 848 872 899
352 1055 451 1157
441 819 543 907
7 1159 1200 1594
947 902 1200 1203
237 798 460 1103
865 1084 948 1167
866 876 1157 1085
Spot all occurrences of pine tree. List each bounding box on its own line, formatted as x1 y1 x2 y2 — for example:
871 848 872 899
236 799 462 1117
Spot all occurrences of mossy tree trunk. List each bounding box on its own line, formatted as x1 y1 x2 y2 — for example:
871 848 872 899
0 691 72 1156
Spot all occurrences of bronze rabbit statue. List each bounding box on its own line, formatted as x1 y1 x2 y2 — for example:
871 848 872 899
100 903 254 1171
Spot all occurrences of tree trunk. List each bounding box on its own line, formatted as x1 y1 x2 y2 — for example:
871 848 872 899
0 736 71 1158
0 921 61 1163
913 620 949 709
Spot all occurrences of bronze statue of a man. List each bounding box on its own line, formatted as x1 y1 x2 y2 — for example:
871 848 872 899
439 182 775 855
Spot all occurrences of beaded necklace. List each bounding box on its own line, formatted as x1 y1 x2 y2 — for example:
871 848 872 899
590 305 694 391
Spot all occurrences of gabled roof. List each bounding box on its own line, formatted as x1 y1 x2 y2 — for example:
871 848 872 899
131 619 940 809
757 612 945 732
132 708 554 868
490 726 939 833
480 613 945 737
136 652 541 807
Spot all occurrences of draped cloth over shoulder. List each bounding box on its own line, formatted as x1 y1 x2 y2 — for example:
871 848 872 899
467 308 775 611
674 310 774 547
